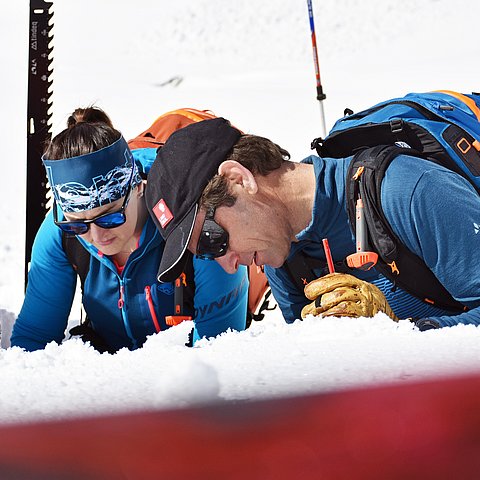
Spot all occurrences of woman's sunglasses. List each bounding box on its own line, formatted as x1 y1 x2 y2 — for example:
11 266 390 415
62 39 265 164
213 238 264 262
196 207 229 260
53 182 133 236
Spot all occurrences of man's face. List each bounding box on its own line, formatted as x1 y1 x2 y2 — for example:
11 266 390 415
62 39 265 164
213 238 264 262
188 191 293 274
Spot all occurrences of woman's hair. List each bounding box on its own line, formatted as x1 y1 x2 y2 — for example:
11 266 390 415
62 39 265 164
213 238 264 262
44 106 121 160
200 134 290 211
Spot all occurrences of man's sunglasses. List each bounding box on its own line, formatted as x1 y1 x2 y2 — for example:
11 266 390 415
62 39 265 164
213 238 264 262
53 182 133 236
196 207 229 260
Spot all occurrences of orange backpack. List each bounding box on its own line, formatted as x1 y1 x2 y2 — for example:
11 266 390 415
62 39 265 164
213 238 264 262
128 108 218 149
128 108 274 325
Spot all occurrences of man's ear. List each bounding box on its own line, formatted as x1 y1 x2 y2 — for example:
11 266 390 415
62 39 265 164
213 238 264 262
137 180 147 198
218 160 258 194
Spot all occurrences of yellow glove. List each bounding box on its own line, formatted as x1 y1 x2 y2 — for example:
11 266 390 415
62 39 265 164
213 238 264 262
300 272 399 321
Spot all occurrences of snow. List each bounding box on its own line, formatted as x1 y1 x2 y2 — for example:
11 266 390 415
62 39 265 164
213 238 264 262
2 317 480 425
0 0 479 424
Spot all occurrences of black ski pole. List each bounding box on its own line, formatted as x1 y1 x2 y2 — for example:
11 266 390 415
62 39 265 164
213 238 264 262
307 0 327 138
26 0 54 290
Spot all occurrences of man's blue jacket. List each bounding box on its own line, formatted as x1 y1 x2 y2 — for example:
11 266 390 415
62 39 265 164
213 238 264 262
265 154 480 327
12 148 248 351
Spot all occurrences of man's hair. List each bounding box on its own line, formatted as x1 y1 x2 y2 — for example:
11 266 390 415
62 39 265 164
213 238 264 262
200 134 290 211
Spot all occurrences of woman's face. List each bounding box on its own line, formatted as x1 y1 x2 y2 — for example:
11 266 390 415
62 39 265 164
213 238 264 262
64 184 145 256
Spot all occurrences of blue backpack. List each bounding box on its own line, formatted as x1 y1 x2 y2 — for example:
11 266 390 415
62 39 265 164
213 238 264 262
311 90 480 311
315 90 480 188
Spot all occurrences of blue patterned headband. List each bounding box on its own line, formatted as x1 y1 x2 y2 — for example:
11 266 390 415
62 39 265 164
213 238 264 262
42 136 142 213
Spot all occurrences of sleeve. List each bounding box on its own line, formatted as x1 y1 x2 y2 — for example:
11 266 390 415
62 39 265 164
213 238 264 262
190 257 248 343
385 165 480 327
10 211 78 350
264 264 306 323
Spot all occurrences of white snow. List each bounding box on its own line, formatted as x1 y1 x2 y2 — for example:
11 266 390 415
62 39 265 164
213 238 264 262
0 0 479 424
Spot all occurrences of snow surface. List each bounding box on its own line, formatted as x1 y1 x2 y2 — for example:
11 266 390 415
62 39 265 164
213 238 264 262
0 0 479 424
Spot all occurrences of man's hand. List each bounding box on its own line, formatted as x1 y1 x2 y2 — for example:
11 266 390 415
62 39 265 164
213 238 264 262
300 272 398 321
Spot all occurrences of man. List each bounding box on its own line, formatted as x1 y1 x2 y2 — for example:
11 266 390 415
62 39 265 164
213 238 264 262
145 118 480 330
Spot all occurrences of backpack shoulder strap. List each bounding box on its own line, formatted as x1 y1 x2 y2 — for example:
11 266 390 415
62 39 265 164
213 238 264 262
347 145 466 312
61 233 91 294
283 249 351 294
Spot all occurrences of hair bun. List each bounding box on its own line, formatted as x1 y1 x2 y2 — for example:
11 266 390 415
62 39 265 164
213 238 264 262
67 107 114 129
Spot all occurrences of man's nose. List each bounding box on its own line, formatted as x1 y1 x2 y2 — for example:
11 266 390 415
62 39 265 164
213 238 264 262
215 251 238 274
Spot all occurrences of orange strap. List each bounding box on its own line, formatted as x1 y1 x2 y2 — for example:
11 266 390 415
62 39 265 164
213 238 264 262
435 90 480 122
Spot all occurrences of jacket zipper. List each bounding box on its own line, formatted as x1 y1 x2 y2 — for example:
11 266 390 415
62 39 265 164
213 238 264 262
117 281 137 349
118 284 125 309
144 286 161 333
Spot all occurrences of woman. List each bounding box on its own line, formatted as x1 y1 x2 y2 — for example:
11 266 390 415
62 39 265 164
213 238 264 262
11 107 248 352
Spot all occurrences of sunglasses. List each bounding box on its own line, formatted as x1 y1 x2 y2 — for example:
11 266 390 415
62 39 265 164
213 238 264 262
196 207 229 260
53 182 133 236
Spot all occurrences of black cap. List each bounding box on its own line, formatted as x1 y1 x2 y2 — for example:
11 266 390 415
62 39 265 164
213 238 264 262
145 118 241 282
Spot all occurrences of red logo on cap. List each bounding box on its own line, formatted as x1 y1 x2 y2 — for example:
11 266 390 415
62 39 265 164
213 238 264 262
153 199 174 228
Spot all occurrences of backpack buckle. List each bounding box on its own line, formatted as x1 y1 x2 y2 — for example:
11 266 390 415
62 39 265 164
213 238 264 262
390 119 404 134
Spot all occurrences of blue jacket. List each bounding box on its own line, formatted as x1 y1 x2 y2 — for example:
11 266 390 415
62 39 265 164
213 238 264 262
265 154 480 327
12 148 248 351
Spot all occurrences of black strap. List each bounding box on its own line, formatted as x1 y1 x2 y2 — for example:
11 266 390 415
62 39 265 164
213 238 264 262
314 99 454 158
346 145 465 312
61 233 91 294
283 249 351 294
